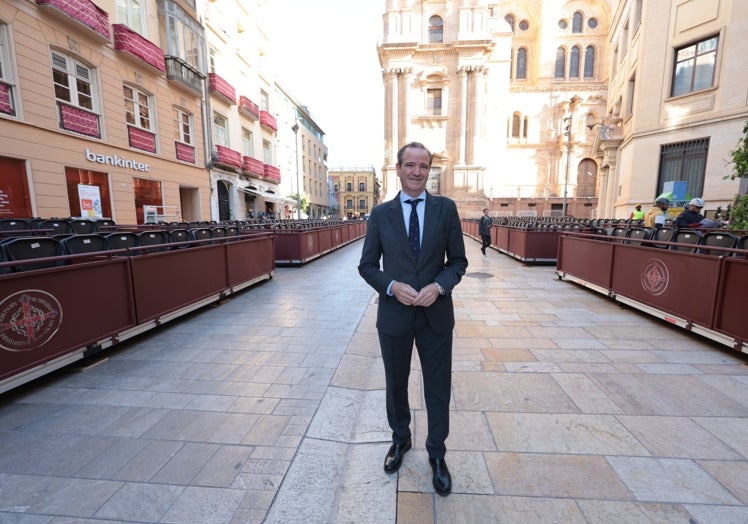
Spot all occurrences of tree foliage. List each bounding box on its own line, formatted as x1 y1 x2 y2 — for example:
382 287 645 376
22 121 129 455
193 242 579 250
727 121 748 230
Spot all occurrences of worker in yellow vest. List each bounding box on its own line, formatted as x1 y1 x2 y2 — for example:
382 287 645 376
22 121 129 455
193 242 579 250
630 204 645 220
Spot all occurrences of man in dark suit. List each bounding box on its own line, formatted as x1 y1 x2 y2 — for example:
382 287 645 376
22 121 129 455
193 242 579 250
479 207 492 255
358 142 468 496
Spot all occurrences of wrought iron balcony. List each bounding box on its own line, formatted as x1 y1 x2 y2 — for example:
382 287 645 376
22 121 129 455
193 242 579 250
36 0 110 42
259 110 277 132
238 96 260 120
113 24 166 73
208 73 236 105
242 156 264 177
165 56 204 95
263 164 281 183
213 145 242 171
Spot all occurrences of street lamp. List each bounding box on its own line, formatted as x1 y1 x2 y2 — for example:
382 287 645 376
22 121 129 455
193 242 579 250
291 121 301 220
562 95 582 217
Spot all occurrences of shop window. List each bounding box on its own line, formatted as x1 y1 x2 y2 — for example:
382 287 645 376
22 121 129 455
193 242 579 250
0 157 31 217
133 177 163 224
65 167 112 219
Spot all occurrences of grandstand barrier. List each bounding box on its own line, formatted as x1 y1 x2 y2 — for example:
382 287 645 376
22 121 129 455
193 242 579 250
274 221 366 265
556 232 748 354
462 220 561 264
0 232 275 394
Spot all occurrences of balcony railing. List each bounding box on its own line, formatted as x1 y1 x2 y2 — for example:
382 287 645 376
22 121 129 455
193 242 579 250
263 164 281 183
175 142 195 163
208 73 236 105
36 0 110 42
238 96 259 120
113 24 166 73
242 156 264 177
128 126 157 153
58 103 100 138
0 82 15 116
165 56 204 95
259 110 277 132
213 145 242 170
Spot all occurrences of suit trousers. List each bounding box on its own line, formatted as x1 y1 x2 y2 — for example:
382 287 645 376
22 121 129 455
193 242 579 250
378 307 452 459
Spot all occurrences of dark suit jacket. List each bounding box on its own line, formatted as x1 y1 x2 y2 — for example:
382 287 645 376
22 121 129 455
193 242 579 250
358 191 468 337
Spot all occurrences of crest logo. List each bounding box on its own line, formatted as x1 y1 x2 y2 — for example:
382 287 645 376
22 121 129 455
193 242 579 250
641 258 669 296
0 290 62 352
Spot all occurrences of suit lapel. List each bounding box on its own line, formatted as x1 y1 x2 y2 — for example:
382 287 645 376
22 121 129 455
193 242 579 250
387 193 413 262
419 192 439 265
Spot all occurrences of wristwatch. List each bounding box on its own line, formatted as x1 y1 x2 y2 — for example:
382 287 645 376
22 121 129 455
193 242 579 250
434 281 446 295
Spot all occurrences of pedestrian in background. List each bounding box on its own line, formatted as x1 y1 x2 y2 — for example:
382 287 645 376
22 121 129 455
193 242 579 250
358 142 468 496
479 208 492 255
629 204 644 220
644 197 670 228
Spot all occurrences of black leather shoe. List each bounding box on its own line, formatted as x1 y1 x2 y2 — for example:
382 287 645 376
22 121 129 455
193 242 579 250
383 440 412 473
429 458 452 496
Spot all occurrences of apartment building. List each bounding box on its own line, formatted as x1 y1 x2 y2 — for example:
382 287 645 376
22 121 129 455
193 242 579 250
201 0 295 221
0 0 209 224
378 0 611 218
329 166 379 219
274 83 328 219
592 0 748 218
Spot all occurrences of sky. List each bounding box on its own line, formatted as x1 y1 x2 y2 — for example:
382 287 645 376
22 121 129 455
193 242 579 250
268 1 384 170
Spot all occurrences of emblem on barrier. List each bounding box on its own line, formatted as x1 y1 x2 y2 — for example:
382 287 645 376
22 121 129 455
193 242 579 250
0 290 62 352
641 258 669 296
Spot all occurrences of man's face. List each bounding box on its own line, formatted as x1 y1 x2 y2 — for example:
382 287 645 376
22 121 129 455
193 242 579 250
396 147 430 197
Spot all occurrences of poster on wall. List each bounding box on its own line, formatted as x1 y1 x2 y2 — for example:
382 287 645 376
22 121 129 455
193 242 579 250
78 184 103 219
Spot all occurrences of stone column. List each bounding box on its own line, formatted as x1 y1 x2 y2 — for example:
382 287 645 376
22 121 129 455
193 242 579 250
390 69 399 162
457 67 468 164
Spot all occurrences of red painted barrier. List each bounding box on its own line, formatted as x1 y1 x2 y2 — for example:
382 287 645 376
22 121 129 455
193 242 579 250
0 233 275 393
556 233 748 353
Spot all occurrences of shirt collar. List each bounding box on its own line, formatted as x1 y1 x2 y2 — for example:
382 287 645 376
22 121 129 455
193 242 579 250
400 191 426 204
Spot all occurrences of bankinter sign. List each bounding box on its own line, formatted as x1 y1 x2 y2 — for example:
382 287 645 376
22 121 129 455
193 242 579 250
85 148 150 172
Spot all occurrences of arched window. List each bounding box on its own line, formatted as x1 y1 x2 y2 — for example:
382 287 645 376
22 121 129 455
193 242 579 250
584 46 595 78
505 14 515 32
523 116 529 138
572 11 583 33
428 16 443 43
554 47 566 78
511 113 521 138
570 46 581 78
517 48 528 79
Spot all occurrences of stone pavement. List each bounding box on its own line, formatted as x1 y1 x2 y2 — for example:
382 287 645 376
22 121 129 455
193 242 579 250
0 236 747 523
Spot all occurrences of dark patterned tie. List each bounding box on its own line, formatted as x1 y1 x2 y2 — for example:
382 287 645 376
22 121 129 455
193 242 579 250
405 198 423 262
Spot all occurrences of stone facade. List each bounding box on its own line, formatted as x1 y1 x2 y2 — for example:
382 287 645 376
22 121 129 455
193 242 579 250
593 0 748 219
328 166 380 219
378 0 612 219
